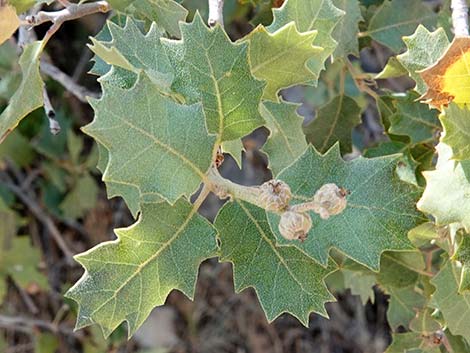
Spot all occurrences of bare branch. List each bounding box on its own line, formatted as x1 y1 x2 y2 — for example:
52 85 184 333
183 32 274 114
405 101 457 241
451 0 469 37
25 1 111 43
208 0 224 27
0 314 78 337
40 61 99 102
0 172 75 265
42 87 61 136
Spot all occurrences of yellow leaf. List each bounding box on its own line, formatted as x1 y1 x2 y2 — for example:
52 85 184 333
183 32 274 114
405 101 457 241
420 37 470 108
0 5 20 45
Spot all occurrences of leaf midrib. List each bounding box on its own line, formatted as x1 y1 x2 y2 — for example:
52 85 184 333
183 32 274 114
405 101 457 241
89 203 199 318
108 110 207 180
237 201 315 297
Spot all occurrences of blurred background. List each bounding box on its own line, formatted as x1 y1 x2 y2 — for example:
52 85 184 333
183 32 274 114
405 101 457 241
0 0 446 352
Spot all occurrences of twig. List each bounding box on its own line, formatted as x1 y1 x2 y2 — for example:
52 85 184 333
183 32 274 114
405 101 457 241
72 12 109 81
193 183 212 211
40 61 99 102
25 1 111 44
345 58 379 99
12 281 39 315
17 11 38 51
208 0 224 27
20 168 41 191
0 314 78 337
207 167 347 218
72 47 94 82
0 172 75 265
451 0 469 37
207 167 267 209
42 87 61 136
6 343 35 353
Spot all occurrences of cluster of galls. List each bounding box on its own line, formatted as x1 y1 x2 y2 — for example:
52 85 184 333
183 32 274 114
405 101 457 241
259 180 348 242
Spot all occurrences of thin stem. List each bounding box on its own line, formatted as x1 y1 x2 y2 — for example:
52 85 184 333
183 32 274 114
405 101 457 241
0 172 75 265
451 0 469 37
207 168 348 221
207 168 265 208
40 61 99 102
208 0 224 27
12 281 39 315
25 1 111 45
42 87 61 136
193 183 212 211
0 314 78 337
345 58 379 99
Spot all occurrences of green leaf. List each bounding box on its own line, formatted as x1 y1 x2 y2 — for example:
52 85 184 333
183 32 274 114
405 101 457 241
105 0 187 39
221 139 244 168
331 0 362 57
366 0 437 52
396 25 450 95
0 130 36 167
418 143 470 231
162 13 265 141
2 236 48 292
378 251 426 289
341 261 376 304
445 328 470 353
88 18 173 89
408 222 439 248
91 36 164 217
0 201 48 303
83 73 216 204
244 22 322 101
409 309 441 335
35 332 59 353
88 15 138 78
128 0 188 38
431 260 470 342
9 0 37 13
386 286 426 330
66 199 217 337
453 235 470 292
260 100 307 176
388 92 440 145
440 103 470 161
0 199 16 301
60 173 99 220
267 145 422 270
96 143 143 217
215 200 335 325
385 333 425 353
0 41 44 143
364 141 419 186
267 0 344 84
375 57 408 79
304 95 362 155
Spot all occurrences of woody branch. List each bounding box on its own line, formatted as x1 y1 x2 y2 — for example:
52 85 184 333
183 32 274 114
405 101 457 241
25 0 111 43
208 0 224 27
451 0 469 37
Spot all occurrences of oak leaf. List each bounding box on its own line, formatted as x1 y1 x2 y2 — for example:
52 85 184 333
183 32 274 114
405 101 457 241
420 37 470 108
